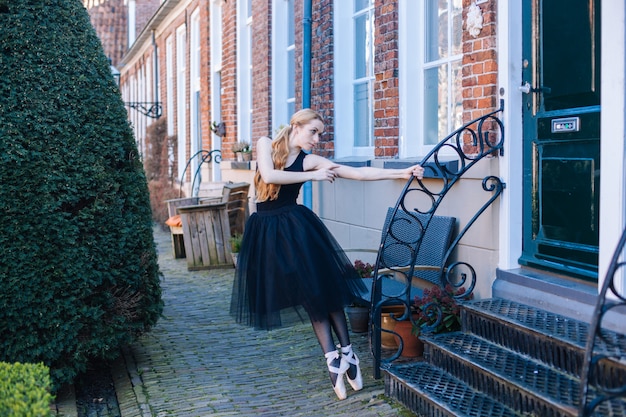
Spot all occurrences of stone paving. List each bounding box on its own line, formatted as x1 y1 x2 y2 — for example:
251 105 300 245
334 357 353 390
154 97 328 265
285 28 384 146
85 226 414 417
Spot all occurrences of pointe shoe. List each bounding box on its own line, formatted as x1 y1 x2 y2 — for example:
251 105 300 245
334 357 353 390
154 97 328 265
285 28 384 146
325 350 349 400
340 344 363 391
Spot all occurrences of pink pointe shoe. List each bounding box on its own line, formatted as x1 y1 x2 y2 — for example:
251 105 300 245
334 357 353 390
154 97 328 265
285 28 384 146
325 350 349 400
340 344 363 391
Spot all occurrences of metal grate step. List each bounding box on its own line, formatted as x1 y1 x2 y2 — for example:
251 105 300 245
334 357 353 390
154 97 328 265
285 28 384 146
424 331 580 417
462 298 626 378
384 362 523 417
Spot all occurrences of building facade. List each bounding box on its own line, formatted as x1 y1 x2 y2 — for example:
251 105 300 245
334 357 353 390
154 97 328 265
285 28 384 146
85 0 626 327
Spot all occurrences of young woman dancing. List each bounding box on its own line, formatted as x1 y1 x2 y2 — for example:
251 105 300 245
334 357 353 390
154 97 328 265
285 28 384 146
230 108 424 400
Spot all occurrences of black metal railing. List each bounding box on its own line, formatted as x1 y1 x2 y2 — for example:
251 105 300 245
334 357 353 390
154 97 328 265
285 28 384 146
178 149 222 198
579 227 626 416
370 100 505 378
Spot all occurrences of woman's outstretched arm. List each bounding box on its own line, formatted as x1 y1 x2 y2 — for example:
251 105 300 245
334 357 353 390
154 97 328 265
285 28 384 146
304 153 424 181
256 136 338 185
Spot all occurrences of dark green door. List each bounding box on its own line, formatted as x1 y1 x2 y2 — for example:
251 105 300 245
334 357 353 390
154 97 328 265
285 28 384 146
519 0 601 280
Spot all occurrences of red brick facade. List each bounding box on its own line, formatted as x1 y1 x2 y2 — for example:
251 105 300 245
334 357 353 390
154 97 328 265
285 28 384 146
461 0 498 150
374 0 399 158
84 0 127 67
87 0 499 166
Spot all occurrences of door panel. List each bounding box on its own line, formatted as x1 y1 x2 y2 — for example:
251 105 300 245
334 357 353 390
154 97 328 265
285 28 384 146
520 0 601 280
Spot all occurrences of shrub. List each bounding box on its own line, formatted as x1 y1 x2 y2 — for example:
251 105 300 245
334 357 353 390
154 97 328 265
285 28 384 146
0 0 163 388
0 362 54 417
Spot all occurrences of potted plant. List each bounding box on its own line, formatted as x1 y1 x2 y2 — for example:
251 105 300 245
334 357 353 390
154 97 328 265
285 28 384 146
229 233 243 267
345 260 374 333
232 141 252 162
210 121 226 137
412 284 472 336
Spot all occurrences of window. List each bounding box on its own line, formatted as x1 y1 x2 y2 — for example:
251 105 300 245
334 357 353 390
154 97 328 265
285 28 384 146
176 25 187 180
334 0 375 158
166 35 174 137
190 9 201 195
237 0 252 145
210 0 223 181
399 0 463 156
272 0 295 129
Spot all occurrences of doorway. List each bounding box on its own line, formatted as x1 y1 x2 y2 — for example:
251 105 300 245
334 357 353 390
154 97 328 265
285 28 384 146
519 0 601 280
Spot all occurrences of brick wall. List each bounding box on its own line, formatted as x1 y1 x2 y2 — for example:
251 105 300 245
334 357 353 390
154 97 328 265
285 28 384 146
374 0 400 158
84 0 127 67
251 0 272 149
462 0 498 122
135 0 160 39
220 0 238 160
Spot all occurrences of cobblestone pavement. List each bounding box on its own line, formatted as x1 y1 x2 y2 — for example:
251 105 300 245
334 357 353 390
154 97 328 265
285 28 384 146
95 226 413 417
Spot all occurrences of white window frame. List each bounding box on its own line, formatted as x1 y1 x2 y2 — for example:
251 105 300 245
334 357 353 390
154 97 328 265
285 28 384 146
210 0 224 181
166 35 175 137
272 0 296 131
237 0 252 144
128 0 136 46
333 0 375 158
176 24 187 180
399 0 463 157
190 9 201 194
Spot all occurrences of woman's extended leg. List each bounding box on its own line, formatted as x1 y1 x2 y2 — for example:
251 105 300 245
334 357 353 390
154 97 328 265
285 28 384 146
329 310 362 390
310 316 348 399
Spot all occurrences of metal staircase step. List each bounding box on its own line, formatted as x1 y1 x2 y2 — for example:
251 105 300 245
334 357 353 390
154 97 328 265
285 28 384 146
462 298 626 377
423 331 580 417
384 361 523 417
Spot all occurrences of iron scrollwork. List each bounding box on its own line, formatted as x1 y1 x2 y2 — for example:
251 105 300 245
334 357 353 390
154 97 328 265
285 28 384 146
579 228 626 416
178 149 222 198
370 100 506 378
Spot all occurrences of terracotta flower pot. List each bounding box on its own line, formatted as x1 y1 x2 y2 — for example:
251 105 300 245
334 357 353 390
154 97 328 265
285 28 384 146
380 305 406 349
393 319 424 358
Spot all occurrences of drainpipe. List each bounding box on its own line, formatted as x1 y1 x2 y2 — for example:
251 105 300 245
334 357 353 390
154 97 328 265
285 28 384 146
302 0 313 209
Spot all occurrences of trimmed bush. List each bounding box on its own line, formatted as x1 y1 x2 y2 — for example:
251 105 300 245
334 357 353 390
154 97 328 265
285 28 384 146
0 362 54 417
0 0 163 388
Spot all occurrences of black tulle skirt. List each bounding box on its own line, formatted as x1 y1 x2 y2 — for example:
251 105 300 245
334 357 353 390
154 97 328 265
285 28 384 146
230 204 366 330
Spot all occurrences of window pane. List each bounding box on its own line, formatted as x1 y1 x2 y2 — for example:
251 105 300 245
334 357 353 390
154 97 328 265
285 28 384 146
354 0 371 13
423 65 448 145
287 48 295 99
354 82 371 147
287 101 295 122
425 0 448 62
287 0 294 45
451 60 463 131
354 14 367 79
451 0 462 56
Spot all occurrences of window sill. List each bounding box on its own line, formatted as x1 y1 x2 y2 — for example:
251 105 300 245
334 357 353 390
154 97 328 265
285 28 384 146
334 157 458 179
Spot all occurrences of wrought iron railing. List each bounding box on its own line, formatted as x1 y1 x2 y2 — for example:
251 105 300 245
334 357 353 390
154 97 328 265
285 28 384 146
178 149 222 198
370 100 505 378
579 227 626 416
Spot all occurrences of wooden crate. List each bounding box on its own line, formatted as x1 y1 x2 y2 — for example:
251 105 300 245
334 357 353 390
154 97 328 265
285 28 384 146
178 202 233 270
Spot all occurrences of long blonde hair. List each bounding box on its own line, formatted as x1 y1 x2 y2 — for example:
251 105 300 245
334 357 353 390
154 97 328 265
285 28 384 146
255 109 324 202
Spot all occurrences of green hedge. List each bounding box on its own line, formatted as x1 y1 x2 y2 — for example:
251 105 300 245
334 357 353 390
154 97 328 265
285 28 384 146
0 362 54 417
0 0 163 388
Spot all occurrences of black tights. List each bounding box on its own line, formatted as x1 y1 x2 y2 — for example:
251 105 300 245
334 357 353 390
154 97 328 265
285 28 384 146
308 310 358 382
309 310 351 353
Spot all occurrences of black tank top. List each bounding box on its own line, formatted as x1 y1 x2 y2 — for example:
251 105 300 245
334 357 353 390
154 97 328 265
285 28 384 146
257 151 307 212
